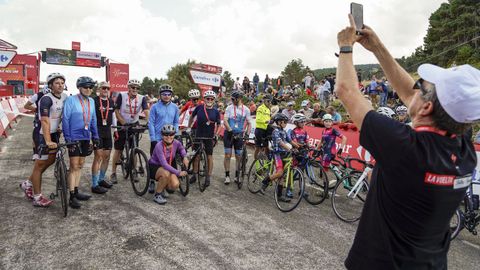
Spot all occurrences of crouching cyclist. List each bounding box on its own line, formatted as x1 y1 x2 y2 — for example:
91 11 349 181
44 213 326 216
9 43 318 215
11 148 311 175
148 124 189 205
260 113 293 202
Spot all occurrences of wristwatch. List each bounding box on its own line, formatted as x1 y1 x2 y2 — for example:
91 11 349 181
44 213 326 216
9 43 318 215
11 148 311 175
339 46 353 54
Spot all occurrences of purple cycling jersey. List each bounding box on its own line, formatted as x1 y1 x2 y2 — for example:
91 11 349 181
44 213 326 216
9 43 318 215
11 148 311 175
149 139 187 176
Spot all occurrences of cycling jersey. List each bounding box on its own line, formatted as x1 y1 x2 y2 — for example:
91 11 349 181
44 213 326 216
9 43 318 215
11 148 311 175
38 92 67 134
290 127 309 145
94 96 115 137
149 140 186 176
255 104 270 130
115 92 148 124
180 100 203 128
225 103 251 134
191 104 220 138
62 94 99 142
148 101 179 142
321 127 343 155
272 127 291 153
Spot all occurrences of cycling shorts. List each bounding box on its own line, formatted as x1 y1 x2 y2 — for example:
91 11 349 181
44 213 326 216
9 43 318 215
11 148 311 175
36 132 61 161
193 138 214 155
94 135 112 151
68 140 92 157
223 131 244 155
254 128 268 147
114 128 139 151
273 152 289 171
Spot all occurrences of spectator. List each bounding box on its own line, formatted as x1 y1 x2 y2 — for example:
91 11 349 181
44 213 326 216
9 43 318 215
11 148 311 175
253 73 259 95
299 100 314 119
233 77 242 91
310 103 326 127
263 74 270 92
249 100 256 115
369 75 378 105
326 106 342 124
303 73 313 90
282 101 296 121
242 76 250 95
378 77 388 107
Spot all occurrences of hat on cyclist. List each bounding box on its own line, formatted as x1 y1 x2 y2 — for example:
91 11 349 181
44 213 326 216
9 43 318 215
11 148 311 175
47 72 66 85
161 124 176 136
292 113 307 125
322 114 333 121
272 113 289 123
98 81 110 88
76 76 95 89
159 84 173 95
376 106 396 118
203 90 216 99
188 89 200 99
396 105 408 115
231 90 244 99
301 100 310 107
128 79 141 87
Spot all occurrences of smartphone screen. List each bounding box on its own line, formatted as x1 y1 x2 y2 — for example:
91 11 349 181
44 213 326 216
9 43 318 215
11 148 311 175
350 2 363 31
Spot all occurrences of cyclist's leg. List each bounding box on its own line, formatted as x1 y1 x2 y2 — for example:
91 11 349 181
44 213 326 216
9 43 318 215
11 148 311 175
111 129 126 177
233 136 244 180
223 131 233 183
204 139 214 177
68 141 93 201
98 135 112 186
254 128 266 160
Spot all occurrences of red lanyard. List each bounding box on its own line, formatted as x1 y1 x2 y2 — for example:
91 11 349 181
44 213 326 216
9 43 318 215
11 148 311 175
77 95 91 129
414 126 456 138
100 97 109 122
203 104 211 124
163 143 174 165
129 95 138 117
233 104 244 120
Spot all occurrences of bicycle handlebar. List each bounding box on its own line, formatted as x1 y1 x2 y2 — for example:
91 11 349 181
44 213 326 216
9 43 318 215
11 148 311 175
38 141 80 151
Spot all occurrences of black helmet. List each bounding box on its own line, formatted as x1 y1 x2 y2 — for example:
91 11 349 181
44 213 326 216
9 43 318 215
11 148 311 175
159 84 173 95
161 124 176 136
231 90 244 99
272 113 289 123
76 76 95 89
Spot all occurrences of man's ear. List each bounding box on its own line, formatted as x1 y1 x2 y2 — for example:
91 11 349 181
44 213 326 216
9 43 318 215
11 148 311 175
419 100 434 117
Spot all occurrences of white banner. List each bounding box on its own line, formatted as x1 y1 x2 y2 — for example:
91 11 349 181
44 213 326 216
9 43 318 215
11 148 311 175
76 51 101 60
189 70 221 87
0 50 16 68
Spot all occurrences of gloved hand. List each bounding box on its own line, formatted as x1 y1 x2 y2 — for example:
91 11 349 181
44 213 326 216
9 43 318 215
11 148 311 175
93 139 100 149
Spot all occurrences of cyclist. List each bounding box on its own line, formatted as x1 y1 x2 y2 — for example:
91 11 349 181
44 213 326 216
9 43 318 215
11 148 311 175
180 89 203 132
147 84 179 193
110 79 150 183
223 90 251 185
149 124 189 205
24 86 50 160
395 105 411 125
260 113 293 201
91 81 114 194
254 94 272 160
20 73 67 207
62 76 100 209
187 90 221 187
290 113 309 149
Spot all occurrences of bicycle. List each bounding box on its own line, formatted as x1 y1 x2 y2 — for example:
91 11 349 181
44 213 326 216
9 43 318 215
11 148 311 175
175 153 189 197
295 147 329 205
39 141 79 217
112 124 150 196
331 159 372 222
228 133 249 189
186 136 212 192
450 176 480 240
248 151 305 212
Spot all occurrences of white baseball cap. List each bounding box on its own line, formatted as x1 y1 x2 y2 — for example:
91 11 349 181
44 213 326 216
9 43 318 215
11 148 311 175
418 64 480 123
301 100 310 107
287 101 294 106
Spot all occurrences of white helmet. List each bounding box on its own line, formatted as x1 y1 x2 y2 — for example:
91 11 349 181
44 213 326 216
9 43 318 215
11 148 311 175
291 113 307 124
188 89 201 99
322 114 333 121
395 105 408 115
377 106 396 118
203 90 216 99
46 72 66 85
127 79 141 86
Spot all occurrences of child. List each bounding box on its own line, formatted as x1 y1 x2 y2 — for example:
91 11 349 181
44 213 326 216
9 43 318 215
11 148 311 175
290 113 309 167
318 114 347 167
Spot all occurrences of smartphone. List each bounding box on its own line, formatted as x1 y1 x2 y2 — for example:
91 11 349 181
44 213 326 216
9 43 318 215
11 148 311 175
350 2 363 31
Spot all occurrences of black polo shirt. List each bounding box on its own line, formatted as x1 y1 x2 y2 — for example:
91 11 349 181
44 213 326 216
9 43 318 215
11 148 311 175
345 111 476 270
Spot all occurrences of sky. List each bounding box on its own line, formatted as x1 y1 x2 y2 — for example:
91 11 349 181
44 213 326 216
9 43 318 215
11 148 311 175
0 0 445 94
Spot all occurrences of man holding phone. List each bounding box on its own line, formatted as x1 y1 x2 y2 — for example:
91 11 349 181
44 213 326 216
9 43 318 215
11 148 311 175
336 13 479 270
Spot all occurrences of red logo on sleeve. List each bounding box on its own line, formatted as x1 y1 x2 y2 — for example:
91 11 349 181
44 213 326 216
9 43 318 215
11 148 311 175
424 172 455 186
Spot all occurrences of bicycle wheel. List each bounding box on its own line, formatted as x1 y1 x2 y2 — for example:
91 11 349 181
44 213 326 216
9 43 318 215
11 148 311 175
303 162 328 205
197 150 208 192
120 148 129 179
450 208 463 240
130 148 150 196
247 158 268 194
238 148 248 189
331 172 369 222
177 157 189 196
274 167 305 212
56 159 68 218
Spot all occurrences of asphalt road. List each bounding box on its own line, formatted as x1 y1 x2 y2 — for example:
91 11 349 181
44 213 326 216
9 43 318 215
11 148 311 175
0 118 479 270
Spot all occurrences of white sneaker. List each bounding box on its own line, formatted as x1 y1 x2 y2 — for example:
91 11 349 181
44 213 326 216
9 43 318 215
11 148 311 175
224 176 231 185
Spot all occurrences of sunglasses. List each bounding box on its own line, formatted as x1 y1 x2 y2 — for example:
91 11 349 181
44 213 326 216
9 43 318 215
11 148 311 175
130 86 139 90
82 86 94 89
192 98 199 102
205 97 214 101
413 78 428 95
101 87 110 90
161 92 172 97
163 133 175 137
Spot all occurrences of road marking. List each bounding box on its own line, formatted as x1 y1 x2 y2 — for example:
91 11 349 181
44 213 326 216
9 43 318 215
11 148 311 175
462 240 480 250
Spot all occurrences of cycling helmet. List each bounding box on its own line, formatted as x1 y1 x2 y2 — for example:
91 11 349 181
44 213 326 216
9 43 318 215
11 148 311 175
377 106 396 118
46 72 66 85
322 114 333 121
231 90 244 99
292 113 307 124
161 124 176 136
203 90 216 99
272 113 289 123
159 84 173 94
127 79 141 86
76 76 95 88
395 105 408 115
188 89 201 99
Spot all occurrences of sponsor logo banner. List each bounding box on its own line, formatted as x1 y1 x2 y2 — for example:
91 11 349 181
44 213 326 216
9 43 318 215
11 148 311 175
76 51 101 60
190 70 221 87
107 63 129 92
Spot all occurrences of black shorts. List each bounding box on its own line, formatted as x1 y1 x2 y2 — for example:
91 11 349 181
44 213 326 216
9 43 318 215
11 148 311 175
68 140 92 157
255 128 268 147
36 132 61 160
114 128 138 151
149 161 177 180
94 135 112 150
223 131 244 155
193 138 214 155
150 141 158 156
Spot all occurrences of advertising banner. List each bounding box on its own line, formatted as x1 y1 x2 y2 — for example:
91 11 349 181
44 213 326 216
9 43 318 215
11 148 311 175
191 64 222 74
45 48 76 66
0 50 16 68
72 41 81 51
0 65 24 81
12 54 39 93
189 70 221 87
106 62 129 92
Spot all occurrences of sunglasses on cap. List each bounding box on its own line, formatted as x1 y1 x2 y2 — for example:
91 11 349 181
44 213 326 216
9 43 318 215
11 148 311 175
413 78 428 95
161 92 172 97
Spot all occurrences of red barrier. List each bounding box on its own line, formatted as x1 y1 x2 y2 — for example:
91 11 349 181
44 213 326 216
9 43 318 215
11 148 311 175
14 96 28 113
